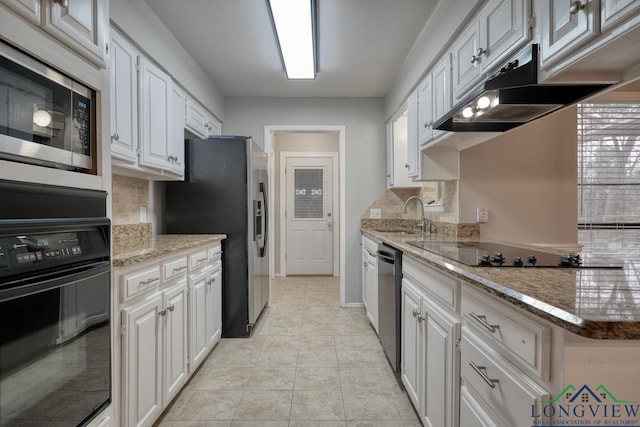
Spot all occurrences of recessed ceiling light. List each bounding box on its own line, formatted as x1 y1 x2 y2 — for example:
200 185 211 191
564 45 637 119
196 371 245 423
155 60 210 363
267 0 317 80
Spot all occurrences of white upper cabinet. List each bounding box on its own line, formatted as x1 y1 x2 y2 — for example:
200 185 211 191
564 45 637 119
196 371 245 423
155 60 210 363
0 0 41 24
539 0 600 67
431 53 452 141
406 90 419 178
205 114 221 137
42 0 108 67
139 57 174 172
453 0 530 100
110 31 139 163
0 0 107 67
452 19 483 100
417 74 433 145
601 0 640 31
185 98 207 138
171 86 186 174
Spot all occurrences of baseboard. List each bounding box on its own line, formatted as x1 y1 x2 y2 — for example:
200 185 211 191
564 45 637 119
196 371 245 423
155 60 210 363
344 302 365 308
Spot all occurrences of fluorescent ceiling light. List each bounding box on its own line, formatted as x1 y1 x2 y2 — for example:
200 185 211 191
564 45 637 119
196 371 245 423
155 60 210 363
268 0 317 79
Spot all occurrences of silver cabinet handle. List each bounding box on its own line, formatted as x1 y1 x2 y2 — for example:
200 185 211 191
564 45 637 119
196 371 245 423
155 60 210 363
469 312 500 333
412 309 418 318
405 163 410 169
158 308 167 317
139 277 160 286
363 261 368 267
417 314 425 322
112 133 120 141
471 55 478 64
570 1 585 14
54 0 69 7
197 257 207 263
167 304 175 312
476 47 486 57
172 266 187 273
469 361 499 389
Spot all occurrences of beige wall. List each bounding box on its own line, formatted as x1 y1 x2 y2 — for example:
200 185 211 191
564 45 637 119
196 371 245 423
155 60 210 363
459 106 579 245
273 131 340 276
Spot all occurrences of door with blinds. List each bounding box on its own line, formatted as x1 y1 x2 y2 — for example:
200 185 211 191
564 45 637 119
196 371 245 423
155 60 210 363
285 156 334 275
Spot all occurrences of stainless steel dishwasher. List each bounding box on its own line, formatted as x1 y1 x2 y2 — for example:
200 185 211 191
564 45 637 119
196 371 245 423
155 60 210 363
377 243 402 373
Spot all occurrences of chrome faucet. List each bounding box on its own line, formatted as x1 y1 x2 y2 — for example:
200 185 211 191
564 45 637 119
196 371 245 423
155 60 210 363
402 196 432 236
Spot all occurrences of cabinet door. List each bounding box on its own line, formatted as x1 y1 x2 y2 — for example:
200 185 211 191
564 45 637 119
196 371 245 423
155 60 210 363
480 0 529 70
460 385 503 427
421 298 460 427
163 282 188 407
171 86 186 175
122 292 163 427
365 252 378 333
406 90 419 178
210 265 222 346
185 98 207 138
189 269 210 371
452 19 483 101
0 0 41 24
431 54 452 142
540 0 599 67
206 115 221 137
362 247 369 308
417 74 433 145
601 0 640 31
401 279 422 409
110 31 139 163
139 57 173 171
43 0 107 67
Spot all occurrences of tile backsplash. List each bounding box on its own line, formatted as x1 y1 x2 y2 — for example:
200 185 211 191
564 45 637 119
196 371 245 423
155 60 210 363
112 175 150 225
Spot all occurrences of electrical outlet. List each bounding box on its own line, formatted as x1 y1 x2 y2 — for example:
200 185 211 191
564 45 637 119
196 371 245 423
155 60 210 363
370 208 382 219
476 207 488 223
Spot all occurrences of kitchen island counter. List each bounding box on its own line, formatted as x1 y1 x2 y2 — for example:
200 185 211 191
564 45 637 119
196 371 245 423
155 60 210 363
363 228 640 340
113 234 227 267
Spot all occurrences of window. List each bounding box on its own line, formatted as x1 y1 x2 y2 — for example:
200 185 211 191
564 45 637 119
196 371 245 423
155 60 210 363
294 168 324 219
577 102 640 260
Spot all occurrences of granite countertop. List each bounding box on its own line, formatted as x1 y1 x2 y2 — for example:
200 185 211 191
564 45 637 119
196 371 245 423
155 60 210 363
363 228 640 340
113 234 226 268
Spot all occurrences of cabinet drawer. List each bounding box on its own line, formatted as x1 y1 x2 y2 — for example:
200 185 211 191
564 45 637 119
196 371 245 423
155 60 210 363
189 249 209 271
207 243 222 261
461 333 549 427
362 235 378 255
403 256 459 308
462 287 550 380
122 265 161 301
163 256 188 281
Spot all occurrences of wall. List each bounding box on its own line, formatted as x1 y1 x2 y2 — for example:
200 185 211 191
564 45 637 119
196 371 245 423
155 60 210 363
223 97 386 305
272 132 339 276
110 0 224 120
459 107 579 245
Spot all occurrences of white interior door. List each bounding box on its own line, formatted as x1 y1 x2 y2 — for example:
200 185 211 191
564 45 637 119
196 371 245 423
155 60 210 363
285 156 334 275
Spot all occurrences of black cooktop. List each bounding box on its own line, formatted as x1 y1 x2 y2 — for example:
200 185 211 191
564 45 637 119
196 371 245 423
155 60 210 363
407 241 624 268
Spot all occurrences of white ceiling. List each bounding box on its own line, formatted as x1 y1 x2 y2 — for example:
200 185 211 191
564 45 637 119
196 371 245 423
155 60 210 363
144 0 438 98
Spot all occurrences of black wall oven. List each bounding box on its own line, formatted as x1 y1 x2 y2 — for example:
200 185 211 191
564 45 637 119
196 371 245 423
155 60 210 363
0 181 110 426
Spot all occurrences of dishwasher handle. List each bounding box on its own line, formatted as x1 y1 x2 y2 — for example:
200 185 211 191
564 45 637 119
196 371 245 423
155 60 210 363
377 250 396 264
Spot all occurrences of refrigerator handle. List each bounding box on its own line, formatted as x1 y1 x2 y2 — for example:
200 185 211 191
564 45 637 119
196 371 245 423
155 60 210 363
259 182 267 258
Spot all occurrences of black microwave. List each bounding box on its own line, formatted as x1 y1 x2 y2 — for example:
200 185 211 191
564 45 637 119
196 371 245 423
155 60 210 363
0 41 95 172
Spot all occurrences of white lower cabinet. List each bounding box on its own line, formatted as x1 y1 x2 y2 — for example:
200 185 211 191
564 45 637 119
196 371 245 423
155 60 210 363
122 291 163 427
117 242 223 427
401 257 460 427
361 235 378 333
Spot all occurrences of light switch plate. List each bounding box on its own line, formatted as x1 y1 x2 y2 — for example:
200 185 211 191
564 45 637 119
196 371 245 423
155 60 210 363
476 207 488 223
140 206 147 223
370 208 382 219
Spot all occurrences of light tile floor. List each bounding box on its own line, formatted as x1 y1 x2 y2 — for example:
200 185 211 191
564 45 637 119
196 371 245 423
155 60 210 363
155 276 421 427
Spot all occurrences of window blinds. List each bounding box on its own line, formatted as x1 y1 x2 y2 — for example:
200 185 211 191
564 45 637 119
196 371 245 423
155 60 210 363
577 102 640 260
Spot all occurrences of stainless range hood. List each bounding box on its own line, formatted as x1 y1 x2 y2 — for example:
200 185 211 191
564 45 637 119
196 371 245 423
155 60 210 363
434 45 609 132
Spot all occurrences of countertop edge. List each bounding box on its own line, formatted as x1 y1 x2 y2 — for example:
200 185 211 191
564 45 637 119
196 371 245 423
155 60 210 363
363 228 640 340
113 234 227 268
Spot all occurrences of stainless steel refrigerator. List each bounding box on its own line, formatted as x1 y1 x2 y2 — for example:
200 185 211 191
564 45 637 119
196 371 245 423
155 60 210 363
164 136 269 338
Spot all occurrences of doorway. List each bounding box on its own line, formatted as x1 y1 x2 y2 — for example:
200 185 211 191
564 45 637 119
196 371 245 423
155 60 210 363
265 126 345 303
